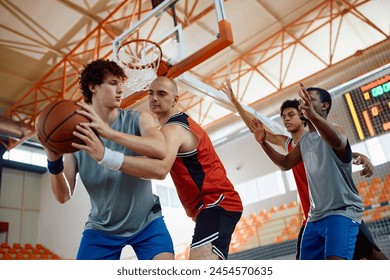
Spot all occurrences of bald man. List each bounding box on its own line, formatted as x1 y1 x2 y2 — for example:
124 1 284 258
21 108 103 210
121 77 243 260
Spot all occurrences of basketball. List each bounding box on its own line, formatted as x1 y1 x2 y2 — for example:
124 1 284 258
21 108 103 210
36 99 91 154
157 59 169 76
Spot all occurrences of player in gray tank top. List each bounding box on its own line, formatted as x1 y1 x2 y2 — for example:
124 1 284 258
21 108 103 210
41 59 174 260
74 109 162 236
250 83 363 260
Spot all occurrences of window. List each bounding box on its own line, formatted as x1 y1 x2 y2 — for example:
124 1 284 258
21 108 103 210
3 144 46 167
236 171 286 205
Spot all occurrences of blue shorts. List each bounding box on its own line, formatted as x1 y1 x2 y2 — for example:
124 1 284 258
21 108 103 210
76 217 174 260
300 215 359 260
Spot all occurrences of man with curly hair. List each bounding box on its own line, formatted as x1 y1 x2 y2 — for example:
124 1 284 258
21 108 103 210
41 59 174 260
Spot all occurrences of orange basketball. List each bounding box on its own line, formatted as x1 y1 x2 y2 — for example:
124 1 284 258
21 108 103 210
157 59 169 76
36 100 91 154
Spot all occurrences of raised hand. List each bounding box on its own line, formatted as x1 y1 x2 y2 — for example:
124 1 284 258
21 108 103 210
298 82 317 121
221 78 238 103
249 117 266 144
353 155 374 178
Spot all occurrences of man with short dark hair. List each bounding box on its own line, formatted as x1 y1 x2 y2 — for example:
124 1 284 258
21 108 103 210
222 79 387 260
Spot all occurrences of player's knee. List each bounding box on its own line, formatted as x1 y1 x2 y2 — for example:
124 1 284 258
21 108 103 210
189 243 220 260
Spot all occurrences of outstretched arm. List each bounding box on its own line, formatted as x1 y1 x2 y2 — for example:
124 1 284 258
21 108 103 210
353 152 374 177
120 125 184 179
298 83 349 162
249 118 302 170
221 78 287 148
76 102 167 159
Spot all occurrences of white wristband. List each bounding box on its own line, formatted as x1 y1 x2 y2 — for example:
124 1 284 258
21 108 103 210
98 147 124 170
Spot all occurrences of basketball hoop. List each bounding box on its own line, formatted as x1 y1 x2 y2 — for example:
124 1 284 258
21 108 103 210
116 39 162 98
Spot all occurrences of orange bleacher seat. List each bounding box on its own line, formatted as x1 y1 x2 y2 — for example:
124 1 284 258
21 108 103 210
378 187 390 202
384 174 390 187
13 243 22 249
288 232 298 240
249 212 257 221
16 253 28 260
258 209 267 216
288 200 297 208
20 248 29 254
24 243 34 253
274 235 284 243
8 248 17 254
279 203 287 211
2 253 12 260
43 248 52 254
358 181 368 194
269 206 278 213
1 242 9 249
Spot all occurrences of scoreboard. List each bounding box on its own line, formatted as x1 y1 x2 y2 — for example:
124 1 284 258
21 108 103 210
344 74 390 140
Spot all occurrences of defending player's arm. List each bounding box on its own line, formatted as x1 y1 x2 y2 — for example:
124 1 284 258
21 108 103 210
298 83 349 161
73 112 181 179
76 102 167 159
120 124 183 179
250 117 302 170
221 79 287 148
352 152 374 177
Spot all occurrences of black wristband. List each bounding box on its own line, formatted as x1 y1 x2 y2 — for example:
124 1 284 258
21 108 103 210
47 156 64 174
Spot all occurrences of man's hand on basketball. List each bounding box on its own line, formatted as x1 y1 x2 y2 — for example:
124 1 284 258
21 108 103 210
72 123 105 162
249 117 266 145
36 134 63 161
76 102 114 139
43 146 63 162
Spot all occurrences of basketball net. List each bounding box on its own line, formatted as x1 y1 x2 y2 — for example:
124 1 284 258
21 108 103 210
116 39 162 99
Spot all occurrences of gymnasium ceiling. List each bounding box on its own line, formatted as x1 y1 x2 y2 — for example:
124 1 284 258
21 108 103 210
0 0 389 151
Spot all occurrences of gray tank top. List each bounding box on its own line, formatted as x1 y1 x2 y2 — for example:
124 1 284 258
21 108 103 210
74 109 162 237
300 131 363 223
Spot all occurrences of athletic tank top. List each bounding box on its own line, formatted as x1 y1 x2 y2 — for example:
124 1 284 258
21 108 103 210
285 138 310 226
299 131 363 223
163 112 243 219
74 109 162 237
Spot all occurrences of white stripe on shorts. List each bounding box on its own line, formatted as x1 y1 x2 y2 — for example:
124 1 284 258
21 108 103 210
190 232 219 249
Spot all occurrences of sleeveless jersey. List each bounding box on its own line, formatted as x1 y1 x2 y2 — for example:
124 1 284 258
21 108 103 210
299 131 363 223
74 109 162 237
163 112 243 219
285 138 310 226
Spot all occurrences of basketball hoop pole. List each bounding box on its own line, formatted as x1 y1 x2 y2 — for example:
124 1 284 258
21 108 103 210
214 0 226 20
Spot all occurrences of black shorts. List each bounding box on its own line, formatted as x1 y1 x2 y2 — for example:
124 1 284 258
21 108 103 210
190 206 242 260
353 220 381 259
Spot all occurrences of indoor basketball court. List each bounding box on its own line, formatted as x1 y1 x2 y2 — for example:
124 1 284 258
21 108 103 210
0 0 389 266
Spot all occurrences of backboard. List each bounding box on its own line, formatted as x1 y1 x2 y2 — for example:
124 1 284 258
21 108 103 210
112 0 285 134
113 0 233 105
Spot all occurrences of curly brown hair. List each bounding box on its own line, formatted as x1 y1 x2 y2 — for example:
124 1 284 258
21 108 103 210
79 59 127 103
